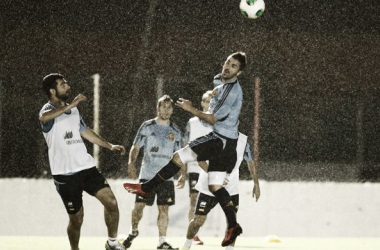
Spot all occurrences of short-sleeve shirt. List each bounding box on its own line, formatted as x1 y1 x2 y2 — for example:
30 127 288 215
208 74 243 139
134 118 182 180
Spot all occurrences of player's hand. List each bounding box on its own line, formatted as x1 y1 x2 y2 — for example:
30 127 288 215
253 184 260 202
110 144 126 155
71 94 87 107
175 98 194 112
128 162 138 179
176 174 186 189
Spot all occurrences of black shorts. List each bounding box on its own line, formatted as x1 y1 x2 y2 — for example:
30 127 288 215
194 192 239 216
188 173 200 195
135 179 175 206
189 132 237 173
53 167 110 214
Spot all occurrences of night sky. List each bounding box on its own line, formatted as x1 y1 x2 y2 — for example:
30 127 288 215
0 0 379 180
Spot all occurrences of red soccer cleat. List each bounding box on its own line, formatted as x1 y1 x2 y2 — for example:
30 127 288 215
192 236 204 245
123 183 149 197
221 223 243 247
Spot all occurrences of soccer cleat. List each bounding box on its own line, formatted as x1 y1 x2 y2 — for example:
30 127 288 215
123 183 149 197
192 236 204 245
105 240 125 250
157 242 179 250
221 223 243 247
122 231 139 249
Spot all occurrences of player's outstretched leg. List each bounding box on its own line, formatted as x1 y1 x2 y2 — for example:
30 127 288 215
210 186 242 246
124 159 181 194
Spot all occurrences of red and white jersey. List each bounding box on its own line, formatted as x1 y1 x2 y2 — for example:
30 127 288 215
195 132 248 196
40 102 95 175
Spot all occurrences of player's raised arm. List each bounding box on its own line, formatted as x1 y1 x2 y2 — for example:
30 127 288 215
176 98 217 125
40 94 87 124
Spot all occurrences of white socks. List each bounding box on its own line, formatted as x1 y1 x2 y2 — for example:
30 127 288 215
183 238 192 248
108 237 118 246
159 236 167 245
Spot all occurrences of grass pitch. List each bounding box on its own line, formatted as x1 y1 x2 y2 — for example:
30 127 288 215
1 236 379 250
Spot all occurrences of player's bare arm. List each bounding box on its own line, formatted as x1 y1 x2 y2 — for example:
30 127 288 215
127 145 139 179
39 94 87 124
176 98 217 125
247 160 260 202
80 128 125 155
175 164 187 189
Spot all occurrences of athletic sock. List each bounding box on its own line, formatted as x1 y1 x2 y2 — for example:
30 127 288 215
159 236 167 245
226 246 234 250
108 237 118 246
142 160 181 192
212 187 237 228
184 238 192 248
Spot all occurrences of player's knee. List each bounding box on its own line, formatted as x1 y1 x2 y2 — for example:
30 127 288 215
193 215 207 227
104 197 119 212
176 146 197 165
69 209 84 227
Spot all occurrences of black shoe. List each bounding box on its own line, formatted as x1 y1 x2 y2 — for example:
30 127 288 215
122 232 138 249
157 242 179 250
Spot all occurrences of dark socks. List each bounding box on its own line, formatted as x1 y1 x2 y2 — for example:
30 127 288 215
213 187 237 228
141 160 181 192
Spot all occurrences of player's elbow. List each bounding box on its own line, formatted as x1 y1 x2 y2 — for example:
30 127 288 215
39 115 49 124
208 116 218 125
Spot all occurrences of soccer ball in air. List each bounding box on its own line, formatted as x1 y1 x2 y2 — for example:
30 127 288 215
240 0 265 19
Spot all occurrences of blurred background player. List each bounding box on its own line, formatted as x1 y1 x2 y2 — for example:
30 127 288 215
39 73 126 250
124 52 248 246
123 95 183 250
177 90 213 245
181 133 260 250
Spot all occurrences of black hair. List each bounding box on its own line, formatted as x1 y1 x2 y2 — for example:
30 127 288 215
42 73 64 98
230 52 247 71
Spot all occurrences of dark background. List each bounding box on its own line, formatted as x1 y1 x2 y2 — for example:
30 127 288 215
0 0 379 181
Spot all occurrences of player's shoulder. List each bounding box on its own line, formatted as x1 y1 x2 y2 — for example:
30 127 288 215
214 73 222 81
40 102 55 112
143 118 157 126
139 118 157 132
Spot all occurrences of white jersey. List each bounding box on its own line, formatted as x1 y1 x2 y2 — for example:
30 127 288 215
40 102 95 175
184 117 213 174
195 132 249 196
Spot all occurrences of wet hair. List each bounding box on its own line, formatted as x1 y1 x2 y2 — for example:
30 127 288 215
230 51 247 71
157 94 174 108
42 73 64 98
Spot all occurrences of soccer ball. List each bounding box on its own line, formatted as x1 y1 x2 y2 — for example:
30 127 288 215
240 0 265 19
